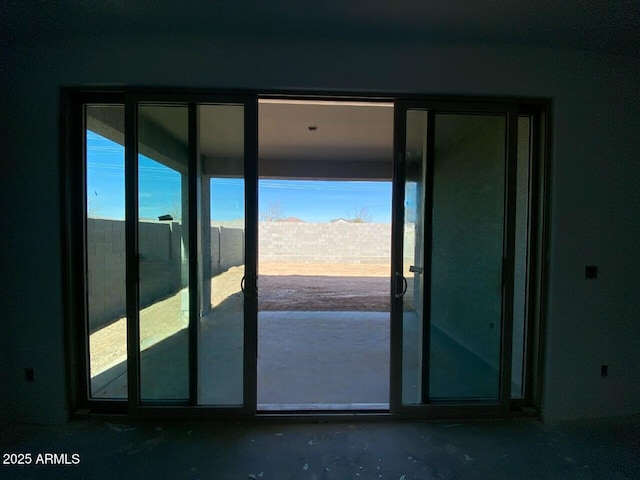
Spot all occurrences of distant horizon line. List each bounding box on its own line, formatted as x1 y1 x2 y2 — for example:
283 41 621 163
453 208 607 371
88 215 393 225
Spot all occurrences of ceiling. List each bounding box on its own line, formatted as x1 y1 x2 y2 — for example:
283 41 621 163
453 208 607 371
137 101 394 165
258 100 393 164
2 1 639 56
138 101 500 180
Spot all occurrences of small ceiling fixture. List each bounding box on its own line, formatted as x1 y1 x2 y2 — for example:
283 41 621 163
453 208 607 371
308 125 317 132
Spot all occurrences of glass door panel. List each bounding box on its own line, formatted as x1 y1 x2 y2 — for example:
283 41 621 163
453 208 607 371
401 110 427 404
85 104 128 399
198 104 245 405
395 106 509 409
428 113 506 400
77 94 257 411
137 104 190 402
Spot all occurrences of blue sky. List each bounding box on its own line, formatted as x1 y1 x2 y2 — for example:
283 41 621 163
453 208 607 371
87 131 392 223
257 179 391 223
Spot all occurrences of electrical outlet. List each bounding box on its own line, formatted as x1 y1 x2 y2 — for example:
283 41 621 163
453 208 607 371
585 265 598 279
600 365 608 377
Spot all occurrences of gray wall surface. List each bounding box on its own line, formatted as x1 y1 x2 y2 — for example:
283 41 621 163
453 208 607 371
1 31 639 424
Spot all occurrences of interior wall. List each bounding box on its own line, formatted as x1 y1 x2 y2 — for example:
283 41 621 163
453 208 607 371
1 32 639 424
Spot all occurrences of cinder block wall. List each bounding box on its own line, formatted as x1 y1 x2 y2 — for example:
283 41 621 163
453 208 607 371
259 222 392 264
87 219 246 331
138 221 183 313
86 218 126 332
211 226 245 273
87 219 182 331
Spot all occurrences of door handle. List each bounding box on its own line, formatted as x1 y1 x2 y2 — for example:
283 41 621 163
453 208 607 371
394 272 408 299
240 275 258 296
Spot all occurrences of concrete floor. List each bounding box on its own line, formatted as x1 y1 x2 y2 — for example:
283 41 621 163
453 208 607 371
197 310 391 408
257 311 389 408
93 309 507 408
1 416 638 479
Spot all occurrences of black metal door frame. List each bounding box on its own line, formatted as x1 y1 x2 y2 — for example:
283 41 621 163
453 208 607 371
62 88 547 419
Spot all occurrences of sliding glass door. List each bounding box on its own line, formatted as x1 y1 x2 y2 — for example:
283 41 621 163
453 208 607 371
73 91 541 417
391 101 526 413
80 95 257 412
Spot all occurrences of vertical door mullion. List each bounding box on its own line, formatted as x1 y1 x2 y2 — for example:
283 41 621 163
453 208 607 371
244 97 259 414
70 95 95 409
500 108 518 411
525 110 544 407
421 110 436 404
389 102 406 412
76 100 90 407
124 97 141 413
188 103 198 405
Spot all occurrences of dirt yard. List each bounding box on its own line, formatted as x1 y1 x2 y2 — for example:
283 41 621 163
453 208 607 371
212 262 392 312
258 262 390 311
